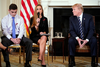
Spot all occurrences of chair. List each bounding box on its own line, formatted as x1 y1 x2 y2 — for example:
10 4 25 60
9 45 30 65
0 30 22 64
0 45 21 67
68 16 99 65
8 44 22 63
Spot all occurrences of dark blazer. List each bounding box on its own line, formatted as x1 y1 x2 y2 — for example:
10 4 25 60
69 13 95 40
30 16 48 39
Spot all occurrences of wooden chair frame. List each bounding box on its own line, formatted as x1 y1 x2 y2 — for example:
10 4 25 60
8 44 22 63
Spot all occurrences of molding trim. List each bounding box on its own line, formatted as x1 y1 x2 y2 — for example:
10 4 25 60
41 0 68 1
98 1 100 5
48 6 100 7
41 1 69 6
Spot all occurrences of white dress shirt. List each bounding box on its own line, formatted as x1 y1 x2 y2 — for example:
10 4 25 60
1 14 25 39
76 13 89 42
79 13 83 23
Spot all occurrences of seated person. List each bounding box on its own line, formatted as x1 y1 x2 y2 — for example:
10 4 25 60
30 4 48 67
1 3 32 67
68 3 97 67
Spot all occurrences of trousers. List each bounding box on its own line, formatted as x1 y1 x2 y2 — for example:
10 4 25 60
1 35 32 62
68 36 97 56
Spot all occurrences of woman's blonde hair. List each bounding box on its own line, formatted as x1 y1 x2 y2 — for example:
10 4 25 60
31 4 44 28
72 3 84 12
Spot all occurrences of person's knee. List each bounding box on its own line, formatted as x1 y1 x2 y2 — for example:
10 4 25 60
89 38 97 48
29 39 33 44
41 36 47 41
93 38 97 44
42 36 47 39
25 40 33 46
2 38 8 42
90 38 97 45
1 38 10 46
68 38 75 44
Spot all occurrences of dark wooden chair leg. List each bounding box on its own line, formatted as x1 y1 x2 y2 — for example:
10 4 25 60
68 45 70 64
52 41 53 62
62 42 64 63
54 43 56 60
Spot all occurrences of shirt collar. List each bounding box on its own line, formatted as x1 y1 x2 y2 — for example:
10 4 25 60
78 13 83 18
9 14 17 18
77 13 83 22
80 13 83 18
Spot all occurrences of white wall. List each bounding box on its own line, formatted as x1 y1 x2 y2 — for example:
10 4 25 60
0 0 21 31
0 2 1 20
69 0 98 5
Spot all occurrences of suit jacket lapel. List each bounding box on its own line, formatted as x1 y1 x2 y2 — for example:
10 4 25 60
82 13 85 36
82 13 85 26
74 16 80 33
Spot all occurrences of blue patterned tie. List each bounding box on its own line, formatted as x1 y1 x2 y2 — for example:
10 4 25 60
12 17 16 38
77 17 84 39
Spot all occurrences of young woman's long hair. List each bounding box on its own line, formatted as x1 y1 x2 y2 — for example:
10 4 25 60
31 4 44 28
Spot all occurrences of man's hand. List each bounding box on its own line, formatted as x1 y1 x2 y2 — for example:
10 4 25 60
16 38 21 44
80 40 88 48
77 38 82 48
10 38 21 44
10 38 18 44
77 38 88 48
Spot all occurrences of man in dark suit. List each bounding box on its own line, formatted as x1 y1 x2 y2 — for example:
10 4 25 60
68 3 97 67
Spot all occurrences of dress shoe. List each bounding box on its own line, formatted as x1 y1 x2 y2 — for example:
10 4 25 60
6 64 11 67
6 62 11 67
69 61 75 67
24 63 31 67
42 65 46 67
91 62 96 67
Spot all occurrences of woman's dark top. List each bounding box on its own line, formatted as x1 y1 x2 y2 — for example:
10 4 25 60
30 16 48 43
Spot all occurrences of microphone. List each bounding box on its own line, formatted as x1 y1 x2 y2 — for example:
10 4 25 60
37 12 40 18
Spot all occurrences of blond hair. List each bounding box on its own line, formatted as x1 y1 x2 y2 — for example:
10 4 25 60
31 4 44 28
72 3 84 12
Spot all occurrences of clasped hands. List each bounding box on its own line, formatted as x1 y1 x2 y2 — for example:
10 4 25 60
77 38 88 48
10 38 21 44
